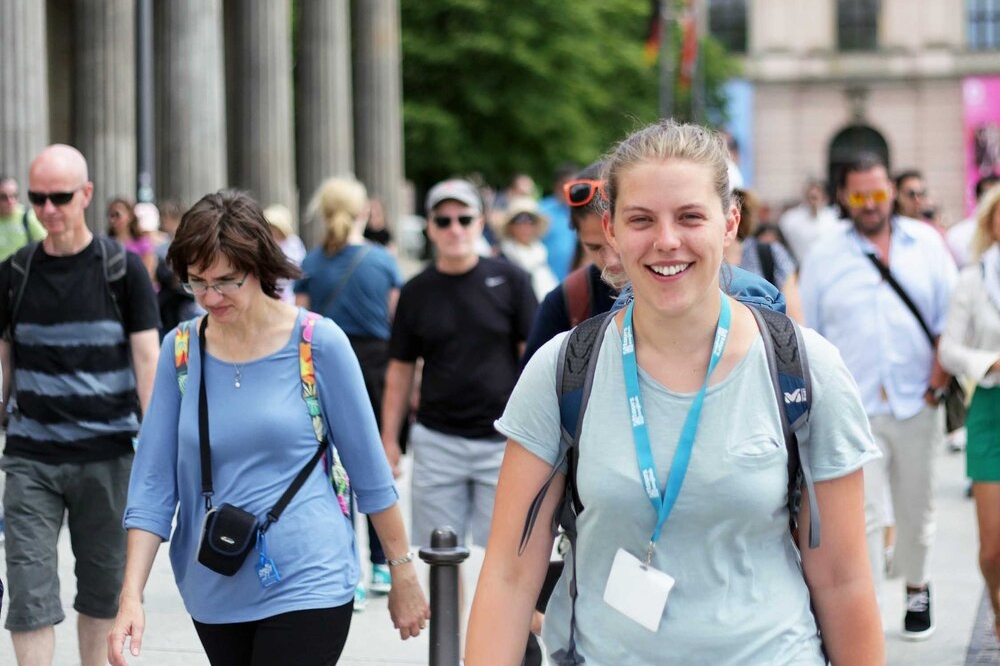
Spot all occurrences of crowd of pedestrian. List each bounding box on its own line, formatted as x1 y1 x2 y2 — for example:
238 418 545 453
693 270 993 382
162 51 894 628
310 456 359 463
0 119 996 666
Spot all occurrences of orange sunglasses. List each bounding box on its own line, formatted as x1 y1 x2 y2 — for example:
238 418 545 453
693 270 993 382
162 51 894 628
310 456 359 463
564 179 607 207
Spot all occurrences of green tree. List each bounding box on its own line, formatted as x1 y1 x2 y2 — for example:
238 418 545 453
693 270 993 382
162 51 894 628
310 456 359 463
400 0 739 196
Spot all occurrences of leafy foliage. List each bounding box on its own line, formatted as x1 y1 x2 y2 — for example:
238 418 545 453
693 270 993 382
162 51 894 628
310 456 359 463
399 0 740 196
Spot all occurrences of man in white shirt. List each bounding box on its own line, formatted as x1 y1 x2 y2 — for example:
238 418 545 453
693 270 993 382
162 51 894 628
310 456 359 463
778 178 844 265
799 153 956 642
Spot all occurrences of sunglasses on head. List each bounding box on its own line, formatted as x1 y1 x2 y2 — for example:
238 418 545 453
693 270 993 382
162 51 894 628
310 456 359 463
844 189 890 208
564 179 606 207
431 214 476 229
27 187 82 206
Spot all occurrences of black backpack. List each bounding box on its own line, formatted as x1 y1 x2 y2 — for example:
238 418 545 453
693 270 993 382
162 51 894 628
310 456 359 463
519 305 821 663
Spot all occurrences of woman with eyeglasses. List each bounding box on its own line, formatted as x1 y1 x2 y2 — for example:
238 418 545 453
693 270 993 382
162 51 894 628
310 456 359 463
108 190 428 666
498 197 559 301
294 177 404 608
467 121 882 664
939 184 1000 641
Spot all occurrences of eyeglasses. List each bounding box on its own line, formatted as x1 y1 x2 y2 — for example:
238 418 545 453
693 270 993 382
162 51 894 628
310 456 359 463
903 189 927 199
564 179 606 207
844 189 891 208
181 272 250 296
431 215 475 229
27 187 83 206
510 213 537 225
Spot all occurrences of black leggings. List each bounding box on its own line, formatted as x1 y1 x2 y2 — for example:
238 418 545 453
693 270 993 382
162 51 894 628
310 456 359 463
193 603 353 666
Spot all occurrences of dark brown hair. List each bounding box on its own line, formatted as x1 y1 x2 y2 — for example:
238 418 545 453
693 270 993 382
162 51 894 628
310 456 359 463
166 189 301 300
107 196 141 240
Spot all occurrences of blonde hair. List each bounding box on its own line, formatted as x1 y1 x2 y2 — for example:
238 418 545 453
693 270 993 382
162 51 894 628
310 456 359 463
308 177 368 254
972 184 1000 261
603 120 733 218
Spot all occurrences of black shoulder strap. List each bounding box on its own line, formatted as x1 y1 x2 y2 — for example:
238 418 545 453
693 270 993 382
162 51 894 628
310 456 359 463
757 241 777 287
750 306 820 549
21 208 32 242
97 237 128 327
865 253 935 347
7 241 41 338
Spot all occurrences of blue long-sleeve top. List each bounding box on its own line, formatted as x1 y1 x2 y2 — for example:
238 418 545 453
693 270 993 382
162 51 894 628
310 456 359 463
123 310 398 623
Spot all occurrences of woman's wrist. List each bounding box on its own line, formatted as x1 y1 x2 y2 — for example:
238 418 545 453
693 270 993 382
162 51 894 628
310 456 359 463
386 552 414 567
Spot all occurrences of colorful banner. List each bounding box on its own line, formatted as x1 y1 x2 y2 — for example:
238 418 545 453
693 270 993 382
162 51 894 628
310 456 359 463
962 76 1000 214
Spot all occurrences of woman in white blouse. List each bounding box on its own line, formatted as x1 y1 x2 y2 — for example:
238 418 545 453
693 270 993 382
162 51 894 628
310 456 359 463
940 184 1000 639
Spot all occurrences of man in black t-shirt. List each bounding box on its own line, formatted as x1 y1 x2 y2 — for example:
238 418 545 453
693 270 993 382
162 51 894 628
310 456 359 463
382 179 537 554
0 145 160 666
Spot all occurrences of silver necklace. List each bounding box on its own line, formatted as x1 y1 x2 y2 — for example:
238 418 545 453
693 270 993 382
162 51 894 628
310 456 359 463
233 364 244 389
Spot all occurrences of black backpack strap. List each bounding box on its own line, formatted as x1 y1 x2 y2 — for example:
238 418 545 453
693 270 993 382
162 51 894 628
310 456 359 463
756 241 777 287
7 241 41 339
97 237 128 327
21 208 32 243
750 306 819 549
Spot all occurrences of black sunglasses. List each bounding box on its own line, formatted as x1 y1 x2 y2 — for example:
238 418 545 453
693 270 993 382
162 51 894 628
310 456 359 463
27 188 82 206
431 215 475 229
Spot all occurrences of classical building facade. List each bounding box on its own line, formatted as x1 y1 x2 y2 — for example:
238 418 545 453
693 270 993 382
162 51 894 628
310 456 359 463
711 0 1000 220
0 0 403 245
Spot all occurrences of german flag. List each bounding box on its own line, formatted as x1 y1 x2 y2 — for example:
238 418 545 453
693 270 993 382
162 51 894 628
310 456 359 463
643 0 662 65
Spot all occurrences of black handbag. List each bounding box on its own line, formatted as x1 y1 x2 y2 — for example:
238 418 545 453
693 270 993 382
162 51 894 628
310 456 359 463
865 254 967 432
195 316 328 576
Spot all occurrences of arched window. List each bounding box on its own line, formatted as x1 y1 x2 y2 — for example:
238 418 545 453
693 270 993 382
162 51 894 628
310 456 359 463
837 0 880 51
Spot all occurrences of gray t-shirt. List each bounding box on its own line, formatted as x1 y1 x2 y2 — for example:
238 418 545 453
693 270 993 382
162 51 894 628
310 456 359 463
496 322 880 665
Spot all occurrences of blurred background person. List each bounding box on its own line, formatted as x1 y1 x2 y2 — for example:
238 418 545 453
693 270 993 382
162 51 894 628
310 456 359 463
107 196 157 279
499 197 558 301
949 175 1000 269
363 198 396 254
294 177 403 609
0 176 47 261
264 204 306 305
538 163 579 281
727 188 803 322
939 184 1000 641
778 178 843 265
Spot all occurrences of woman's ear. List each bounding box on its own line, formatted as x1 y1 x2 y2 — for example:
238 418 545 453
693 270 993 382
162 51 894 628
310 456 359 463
724 204 740 244
602 209 618 252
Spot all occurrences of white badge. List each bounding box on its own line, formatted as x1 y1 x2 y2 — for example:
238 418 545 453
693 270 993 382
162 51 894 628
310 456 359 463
603 547 675 632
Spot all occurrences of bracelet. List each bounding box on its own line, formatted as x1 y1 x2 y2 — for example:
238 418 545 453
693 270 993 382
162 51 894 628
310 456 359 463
387 553 413 567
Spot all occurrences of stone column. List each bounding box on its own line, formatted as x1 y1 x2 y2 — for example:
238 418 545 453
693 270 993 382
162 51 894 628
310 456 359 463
224 0 296 214
354 0 405 241
155 0 228 208
297 0 354 247
0 1 49 183
73 0 136 232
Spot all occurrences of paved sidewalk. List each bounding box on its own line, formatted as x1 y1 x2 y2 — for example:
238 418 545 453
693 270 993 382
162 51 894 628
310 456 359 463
0 443 993 664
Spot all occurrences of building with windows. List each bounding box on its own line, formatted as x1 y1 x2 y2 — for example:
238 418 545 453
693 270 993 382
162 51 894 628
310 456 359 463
710 0 1000 220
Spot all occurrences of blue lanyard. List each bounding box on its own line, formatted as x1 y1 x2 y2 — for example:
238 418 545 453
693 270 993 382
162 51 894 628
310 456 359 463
621 291 731 560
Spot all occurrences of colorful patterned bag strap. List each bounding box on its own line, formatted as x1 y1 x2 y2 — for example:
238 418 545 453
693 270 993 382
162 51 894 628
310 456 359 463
300 311 351 517
174 320 192 396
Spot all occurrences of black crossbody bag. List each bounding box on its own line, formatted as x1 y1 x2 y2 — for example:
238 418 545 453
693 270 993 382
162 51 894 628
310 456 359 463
195 316 328 576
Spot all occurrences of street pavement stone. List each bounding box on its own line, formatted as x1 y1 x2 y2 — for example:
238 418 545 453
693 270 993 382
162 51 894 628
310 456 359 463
0 438 993 664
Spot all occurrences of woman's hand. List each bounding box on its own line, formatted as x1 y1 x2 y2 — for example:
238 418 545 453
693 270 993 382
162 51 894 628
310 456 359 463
386 562 430 640
107 593 146 666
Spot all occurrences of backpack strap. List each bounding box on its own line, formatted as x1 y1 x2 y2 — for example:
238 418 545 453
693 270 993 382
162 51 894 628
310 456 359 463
518 310 613 666
6 241 40 340
749 305 819 549
21 208 32 243
561 265 592 328
299 311 351 517
97 237 128 326
174 320 192 396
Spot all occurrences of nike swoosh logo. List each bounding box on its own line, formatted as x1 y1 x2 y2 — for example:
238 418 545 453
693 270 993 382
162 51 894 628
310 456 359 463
485 276 506 287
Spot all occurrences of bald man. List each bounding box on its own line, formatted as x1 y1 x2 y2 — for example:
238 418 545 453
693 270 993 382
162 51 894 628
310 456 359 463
0 145 161 666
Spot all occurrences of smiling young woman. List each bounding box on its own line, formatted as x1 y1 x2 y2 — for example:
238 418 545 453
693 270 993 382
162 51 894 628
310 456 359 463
467 120 884 665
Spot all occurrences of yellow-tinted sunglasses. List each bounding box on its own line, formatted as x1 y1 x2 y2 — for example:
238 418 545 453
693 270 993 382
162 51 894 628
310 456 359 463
845 189 891 208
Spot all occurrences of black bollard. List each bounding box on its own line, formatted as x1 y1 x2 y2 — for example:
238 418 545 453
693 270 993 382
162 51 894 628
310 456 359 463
418 526 470 666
